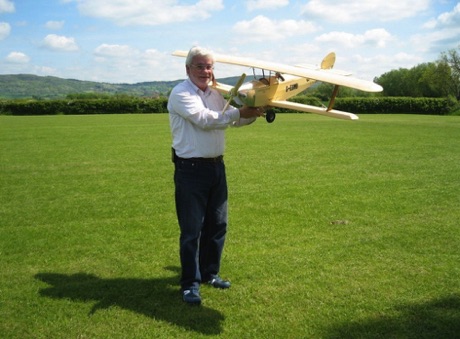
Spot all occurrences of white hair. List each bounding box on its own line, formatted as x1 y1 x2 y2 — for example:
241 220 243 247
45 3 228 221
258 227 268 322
185 46 215 66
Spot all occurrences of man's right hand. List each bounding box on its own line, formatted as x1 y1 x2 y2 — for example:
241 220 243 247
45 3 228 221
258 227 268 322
239 106 264 119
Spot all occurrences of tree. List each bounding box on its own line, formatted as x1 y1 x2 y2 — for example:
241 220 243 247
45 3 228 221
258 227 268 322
421 61 453 97
439 46 460 99
375 67 414 97
375 62 455 98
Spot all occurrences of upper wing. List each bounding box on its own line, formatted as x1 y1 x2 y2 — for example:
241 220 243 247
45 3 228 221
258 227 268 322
172 50 382 93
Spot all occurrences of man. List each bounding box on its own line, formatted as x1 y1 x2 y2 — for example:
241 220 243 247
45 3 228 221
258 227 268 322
168 46 262 305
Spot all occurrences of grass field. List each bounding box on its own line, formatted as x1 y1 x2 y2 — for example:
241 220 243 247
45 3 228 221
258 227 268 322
1 113 459 338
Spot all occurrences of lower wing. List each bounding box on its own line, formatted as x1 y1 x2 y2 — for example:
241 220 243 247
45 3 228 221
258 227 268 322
270 100 359 121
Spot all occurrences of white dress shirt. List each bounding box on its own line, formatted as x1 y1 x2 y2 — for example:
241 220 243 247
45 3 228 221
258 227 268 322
168 78 255 158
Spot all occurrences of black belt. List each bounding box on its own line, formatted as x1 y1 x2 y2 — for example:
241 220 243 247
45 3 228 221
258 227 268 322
182 156 223 163
172 148 223 163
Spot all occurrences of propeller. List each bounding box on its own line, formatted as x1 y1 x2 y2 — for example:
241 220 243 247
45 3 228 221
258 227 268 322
222 73 246 114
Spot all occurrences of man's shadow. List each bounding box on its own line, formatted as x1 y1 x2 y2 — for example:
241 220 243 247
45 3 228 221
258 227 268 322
34 266 224 335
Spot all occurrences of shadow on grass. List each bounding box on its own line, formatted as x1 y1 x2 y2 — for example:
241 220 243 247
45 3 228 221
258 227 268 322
34 266 224 335
326 294 460 338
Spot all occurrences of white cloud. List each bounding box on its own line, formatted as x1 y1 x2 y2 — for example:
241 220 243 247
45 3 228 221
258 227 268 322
424 3 460 29
0 0 14 13
351 52 424 80
410 3 460 58
246 0 289 11
0 22 11 40
232 15 318 42
411 26 460 54
356 53 422 70
141 48 163 67
5 51 30 64
94 44 138 58
36 66 58 75
42 34 79 52
87 45 180 83
45 20 65 30
72 0 224 26
316 29 393 48
302 0 430 23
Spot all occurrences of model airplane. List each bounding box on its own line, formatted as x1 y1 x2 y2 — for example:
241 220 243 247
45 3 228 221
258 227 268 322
172 50 383 122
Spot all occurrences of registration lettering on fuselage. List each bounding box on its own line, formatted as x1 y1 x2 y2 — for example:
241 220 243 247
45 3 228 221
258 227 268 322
286 83 299 92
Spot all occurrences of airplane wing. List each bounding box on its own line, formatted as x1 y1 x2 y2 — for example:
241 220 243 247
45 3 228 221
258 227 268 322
211 82 234 94
172 50 382 93
295 64 352 76
270 100 359 120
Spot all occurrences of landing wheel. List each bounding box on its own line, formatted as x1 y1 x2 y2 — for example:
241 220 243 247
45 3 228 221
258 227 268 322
266 109 276 123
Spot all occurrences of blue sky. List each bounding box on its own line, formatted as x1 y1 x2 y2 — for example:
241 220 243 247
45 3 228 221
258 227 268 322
0 0 459 84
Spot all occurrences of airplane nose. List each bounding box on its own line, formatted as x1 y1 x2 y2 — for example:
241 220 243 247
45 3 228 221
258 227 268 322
237 89 255 107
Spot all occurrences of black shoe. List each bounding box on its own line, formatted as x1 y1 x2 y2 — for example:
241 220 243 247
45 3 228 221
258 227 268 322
182 288 201 305
208 276 231 289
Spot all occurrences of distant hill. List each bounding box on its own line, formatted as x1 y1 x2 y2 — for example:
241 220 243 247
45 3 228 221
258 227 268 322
0 74 183 99
0 74 248 100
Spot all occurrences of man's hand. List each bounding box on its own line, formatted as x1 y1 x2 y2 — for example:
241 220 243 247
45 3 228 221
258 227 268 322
239 106 264 119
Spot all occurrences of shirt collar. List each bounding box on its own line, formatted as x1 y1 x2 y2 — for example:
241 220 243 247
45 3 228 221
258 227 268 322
186 78 211 96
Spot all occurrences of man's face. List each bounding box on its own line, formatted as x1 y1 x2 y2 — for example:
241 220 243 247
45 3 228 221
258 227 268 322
186 55 214 91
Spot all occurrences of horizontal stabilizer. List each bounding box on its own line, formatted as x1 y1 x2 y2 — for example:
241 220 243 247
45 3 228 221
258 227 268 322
270 100 359 120
295 64 352 76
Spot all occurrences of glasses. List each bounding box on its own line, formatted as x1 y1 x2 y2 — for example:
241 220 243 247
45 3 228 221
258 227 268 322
190 64 214 71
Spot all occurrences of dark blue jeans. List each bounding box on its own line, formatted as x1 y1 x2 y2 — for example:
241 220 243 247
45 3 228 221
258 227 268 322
174 158 228 290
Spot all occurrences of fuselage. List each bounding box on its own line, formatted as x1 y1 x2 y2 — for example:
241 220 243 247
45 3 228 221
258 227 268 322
235 74 318 107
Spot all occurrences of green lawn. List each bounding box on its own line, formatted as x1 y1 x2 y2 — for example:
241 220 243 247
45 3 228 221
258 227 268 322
1 114 459 338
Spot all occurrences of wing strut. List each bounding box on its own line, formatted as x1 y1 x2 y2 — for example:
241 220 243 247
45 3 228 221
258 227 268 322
327 85 340 112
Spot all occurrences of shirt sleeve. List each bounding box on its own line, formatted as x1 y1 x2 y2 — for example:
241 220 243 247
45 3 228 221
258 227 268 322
232 116 257 127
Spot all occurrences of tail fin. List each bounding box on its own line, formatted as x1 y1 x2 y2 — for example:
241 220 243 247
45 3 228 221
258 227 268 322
321 52 336 69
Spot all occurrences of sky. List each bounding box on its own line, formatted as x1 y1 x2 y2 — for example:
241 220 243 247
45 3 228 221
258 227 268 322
0 0 459 84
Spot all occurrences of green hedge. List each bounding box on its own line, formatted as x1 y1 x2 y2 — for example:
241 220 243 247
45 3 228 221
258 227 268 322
0 98 168 116
268 96 457 115
0 96 458 116
334 97 457 115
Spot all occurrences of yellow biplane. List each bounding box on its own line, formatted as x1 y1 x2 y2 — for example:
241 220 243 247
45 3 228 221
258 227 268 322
172 50 383 122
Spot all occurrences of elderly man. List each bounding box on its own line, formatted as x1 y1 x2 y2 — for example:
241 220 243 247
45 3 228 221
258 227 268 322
168 46 262 305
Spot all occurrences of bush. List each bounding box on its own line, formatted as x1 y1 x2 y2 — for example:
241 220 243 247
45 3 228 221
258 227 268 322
0 98 169 115
265 96 457 116
334 97 456 115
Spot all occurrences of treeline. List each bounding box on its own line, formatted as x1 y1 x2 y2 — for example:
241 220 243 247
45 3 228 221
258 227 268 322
375 47 460 99
375 63 457 98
